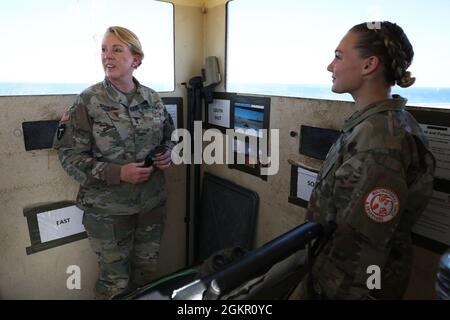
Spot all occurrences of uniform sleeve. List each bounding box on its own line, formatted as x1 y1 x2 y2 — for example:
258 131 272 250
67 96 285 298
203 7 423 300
53 96 122 186
328 148 409 297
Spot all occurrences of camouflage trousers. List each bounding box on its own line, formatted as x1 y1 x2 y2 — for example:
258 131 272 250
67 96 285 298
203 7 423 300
82 206 166 300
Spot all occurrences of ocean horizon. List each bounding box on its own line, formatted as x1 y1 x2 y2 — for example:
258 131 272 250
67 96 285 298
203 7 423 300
1 82 450 109
228 83 450 109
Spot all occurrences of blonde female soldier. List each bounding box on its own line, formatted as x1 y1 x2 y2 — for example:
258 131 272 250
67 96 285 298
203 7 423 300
302 21 435 300
54 26 174 299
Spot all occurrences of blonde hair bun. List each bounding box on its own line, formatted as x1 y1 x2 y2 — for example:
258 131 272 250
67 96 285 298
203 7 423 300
397 71 416 88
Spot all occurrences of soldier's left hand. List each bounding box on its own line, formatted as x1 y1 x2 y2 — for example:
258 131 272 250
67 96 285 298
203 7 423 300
153 149 172 170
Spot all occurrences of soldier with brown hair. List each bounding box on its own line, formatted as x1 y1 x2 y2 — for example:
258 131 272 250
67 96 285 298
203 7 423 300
301 21 435 299
53 26 175 299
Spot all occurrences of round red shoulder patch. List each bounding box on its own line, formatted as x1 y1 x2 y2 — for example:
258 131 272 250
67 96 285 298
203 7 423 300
364 188 400 223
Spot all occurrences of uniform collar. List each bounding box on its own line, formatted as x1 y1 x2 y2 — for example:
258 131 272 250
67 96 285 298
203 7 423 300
103 77 145 107
342 95 407 132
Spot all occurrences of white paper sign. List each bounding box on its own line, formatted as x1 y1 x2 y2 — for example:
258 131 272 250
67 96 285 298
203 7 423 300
413 190 450 246
208 99 230 127
165 104 178 129
420 124 450 180
297 167 318 201
37 206 85 243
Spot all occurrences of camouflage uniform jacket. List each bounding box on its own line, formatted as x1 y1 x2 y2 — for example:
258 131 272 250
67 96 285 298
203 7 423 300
53 78 175 215
306 95 435 299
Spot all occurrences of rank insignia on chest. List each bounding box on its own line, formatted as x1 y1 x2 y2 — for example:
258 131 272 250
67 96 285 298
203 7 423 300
57 123 66 140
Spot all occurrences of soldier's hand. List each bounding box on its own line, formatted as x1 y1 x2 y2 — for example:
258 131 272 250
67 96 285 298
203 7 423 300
153 149 172 171
120 162 155 184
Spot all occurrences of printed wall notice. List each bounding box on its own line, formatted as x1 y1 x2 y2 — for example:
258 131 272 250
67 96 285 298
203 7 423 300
413 190 450 246
297 167 318 201
420 124 450 180
37 206 85 243
208 99 230 127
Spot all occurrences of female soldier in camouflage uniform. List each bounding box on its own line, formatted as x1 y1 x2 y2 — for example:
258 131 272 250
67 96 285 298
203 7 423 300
54 26 175 299
303 21 435 299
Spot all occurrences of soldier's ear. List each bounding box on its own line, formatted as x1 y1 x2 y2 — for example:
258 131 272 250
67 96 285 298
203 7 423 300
361 56 380 76
133 55 142 69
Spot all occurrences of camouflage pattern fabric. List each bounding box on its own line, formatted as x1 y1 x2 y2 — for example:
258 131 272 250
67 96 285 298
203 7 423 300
53 77 175 215
53 77 174 299
305 95 435 299
82 205 166 299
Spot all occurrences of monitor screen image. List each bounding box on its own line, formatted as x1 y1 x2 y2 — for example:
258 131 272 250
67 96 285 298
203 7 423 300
234 103 264 137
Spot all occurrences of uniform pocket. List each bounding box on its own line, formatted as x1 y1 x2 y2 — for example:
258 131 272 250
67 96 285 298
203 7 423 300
140 112 163 146
92 110 125 155
93 110 117 135
139 205 166 226
83 212 115 241
337 154 406 247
